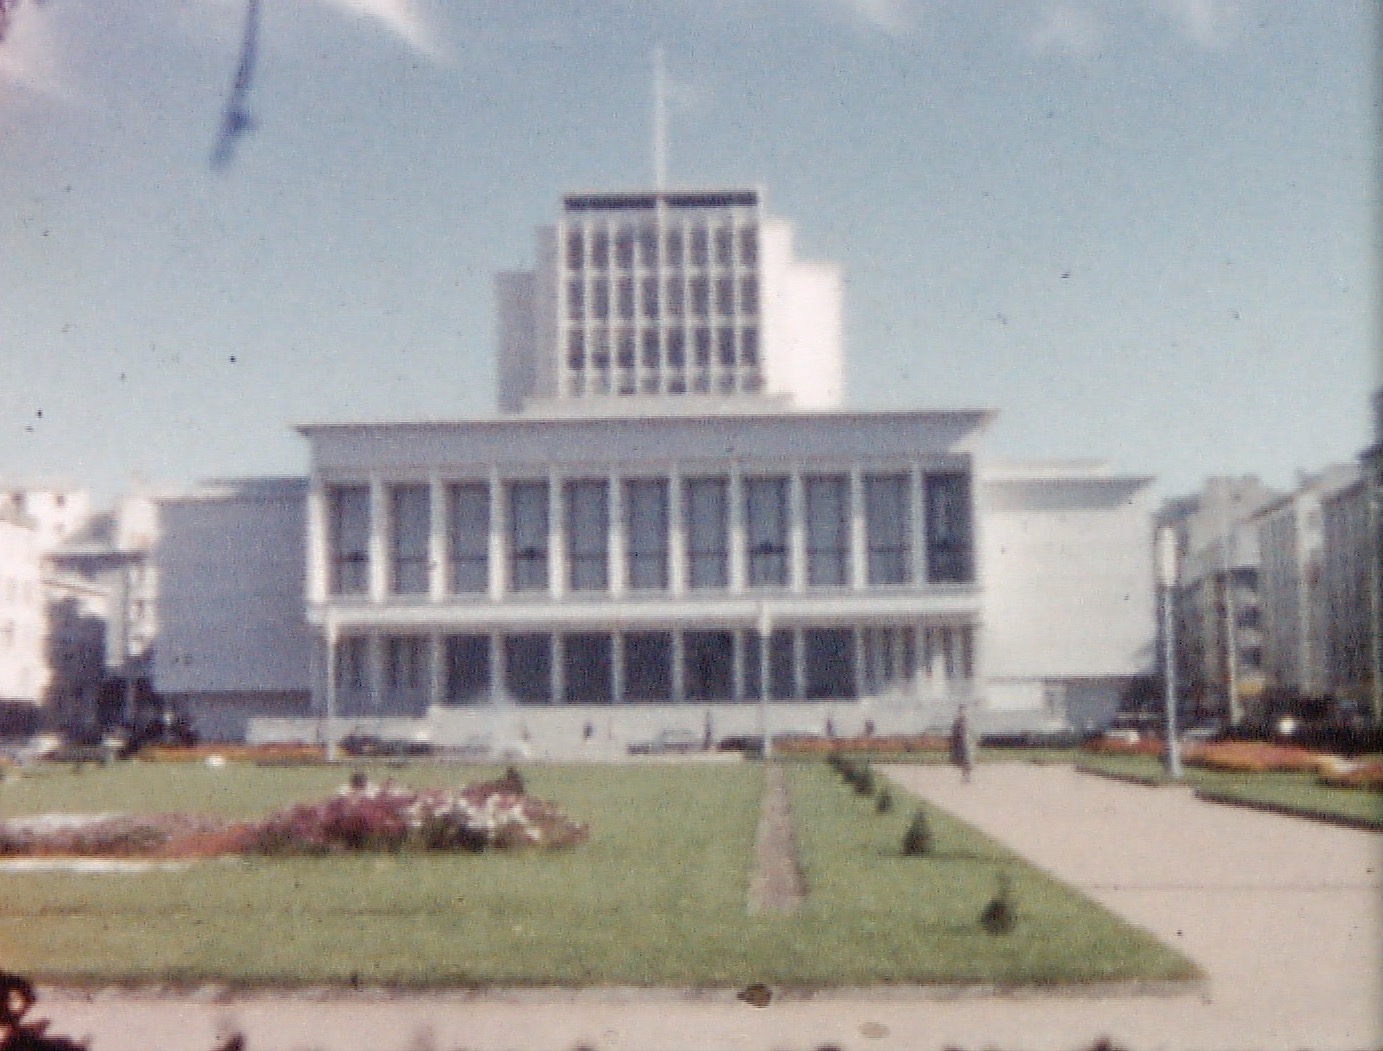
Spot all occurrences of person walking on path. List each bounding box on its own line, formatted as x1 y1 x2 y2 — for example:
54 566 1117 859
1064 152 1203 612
950 705 975 782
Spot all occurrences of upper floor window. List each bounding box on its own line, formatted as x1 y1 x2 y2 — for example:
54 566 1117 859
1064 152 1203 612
664 228 684 265
566 229 584 270
590 228 609 268
925 472 973 583
448 482 489 594
745 477 789 588
689 225 709 267
865 473 911 586
566 279 584 320
739 225 758 266
328 485 370 596
684 478 728 589
637 225 659 266
509 481 549 592
805 475 848 587
714 225 733 265
614 226 635 269
390 484 430 595
625 479 669 590
566 479 609 592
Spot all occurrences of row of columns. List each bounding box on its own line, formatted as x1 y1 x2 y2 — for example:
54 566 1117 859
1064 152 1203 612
319 621 977 714
308 462 945 603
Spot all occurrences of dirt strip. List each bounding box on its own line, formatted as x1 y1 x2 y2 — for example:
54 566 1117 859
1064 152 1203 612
746 761 805 914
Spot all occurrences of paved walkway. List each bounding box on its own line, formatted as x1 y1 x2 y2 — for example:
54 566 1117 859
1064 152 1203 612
33 764 1382 1051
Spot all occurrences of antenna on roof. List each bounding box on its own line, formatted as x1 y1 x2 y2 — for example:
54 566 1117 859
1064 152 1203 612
653 46 667 191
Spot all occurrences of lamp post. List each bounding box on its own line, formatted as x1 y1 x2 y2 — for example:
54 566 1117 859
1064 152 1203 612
1157 527 1183 779
757 603 772 759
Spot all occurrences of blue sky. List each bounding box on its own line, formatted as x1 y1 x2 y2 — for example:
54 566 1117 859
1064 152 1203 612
0 0 1377 503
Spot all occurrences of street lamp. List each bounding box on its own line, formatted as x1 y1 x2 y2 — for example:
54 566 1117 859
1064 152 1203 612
1157 526 1183 779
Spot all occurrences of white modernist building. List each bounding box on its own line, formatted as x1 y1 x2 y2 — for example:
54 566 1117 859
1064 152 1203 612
156 188 1157 751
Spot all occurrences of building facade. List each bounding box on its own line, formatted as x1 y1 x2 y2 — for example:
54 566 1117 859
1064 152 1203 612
154 189 1158 752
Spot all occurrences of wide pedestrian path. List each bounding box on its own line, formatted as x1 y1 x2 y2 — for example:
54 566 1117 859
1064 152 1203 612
35 763 1381 1051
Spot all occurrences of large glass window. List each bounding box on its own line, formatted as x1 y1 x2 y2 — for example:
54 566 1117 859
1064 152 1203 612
563 633 613 703
591 278 609 320
565 229 584 270
714 224 733 265
444 634 489 704
715 276 734 317
504 633 551 703
664 227 683 265
689 224 709 267
328 485 370 595
805 475 848 587
624 479 668 590
745 477 789 588
614 226 634 269
565 479 609 592
637 224 658 266
690 276 709 318
744 629 795 700
739 275 758 315
617 277 635 320
623 632 672 701
590 228 608 267
566 278 583 320
335 634 369 701
384 635 429 714
447 482 489 594
390 484 430 595
641 276 659 318
739 225 758 266
805 628 854 699
684 630 733 701
508 481 549 592
684 478 728 589
665 276 683 318
865 473 911 586
926 473 973 583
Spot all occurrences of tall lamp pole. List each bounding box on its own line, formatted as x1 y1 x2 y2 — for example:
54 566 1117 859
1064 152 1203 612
1157 527 1183 779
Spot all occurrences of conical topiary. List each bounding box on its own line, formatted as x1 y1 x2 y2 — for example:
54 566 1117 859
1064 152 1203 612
980 870 1016 935
901 807 932 856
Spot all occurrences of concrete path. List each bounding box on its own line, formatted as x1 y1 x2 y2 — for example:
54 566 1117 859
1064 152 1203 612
32 764 1382 1051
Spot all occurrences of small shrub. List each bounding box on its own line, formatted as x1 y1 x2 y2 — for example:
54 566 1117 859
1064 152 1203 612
980 871 1016 935
901 808 932 856
852 764 875 796
875 787 893 814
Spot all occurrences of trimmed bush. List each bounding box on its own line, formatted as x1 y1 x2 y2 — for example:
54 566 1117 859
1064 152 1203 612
901 808 932 856
875 787 893 814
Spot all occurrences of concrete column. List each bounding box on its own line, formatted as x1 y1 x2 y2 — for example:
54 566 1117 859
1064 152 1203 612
306 478 328 604
849 468 867 591
792 626 806 700
609 471 626 596
367 631 384 714
429 475 447 601
490 631 504 703
551 632 565 705
911 463 926 585
671 630 686 702
549 469 565 601
369 475 388 603
728 464 746 593
429 631 444 709
789 470 806 594
612 631 625 704
488 470 506 601
732 629 745 701
668 467 686 595
853 626 867 701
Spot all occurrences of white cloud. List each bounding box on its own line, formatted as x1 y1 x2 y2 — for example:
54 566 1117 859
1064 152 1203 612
315 0 448 60
823 0 916 35
0 3 73 99
1146 0 1242 47
1027 4 1104 56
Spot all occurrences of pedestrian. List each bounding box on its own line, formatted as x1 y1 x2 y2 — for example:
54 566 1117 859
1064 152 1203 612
950 705 975 783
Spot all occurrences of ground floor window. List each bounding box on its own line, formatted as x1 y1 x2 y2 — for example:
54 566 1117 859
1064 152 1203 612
684 630 734 701
804 628 854 699
564 632 613 703
445 634 490 704
505 633 552 703
743 629 795 700
623 631 672 701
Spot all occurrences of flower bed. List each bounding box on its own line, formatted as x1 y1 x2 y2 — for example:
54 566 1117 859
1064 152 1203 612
136 743 326 764
0 776 588 859
1082 735 1169 758
1185 740 1326 774
1315 755 1383 791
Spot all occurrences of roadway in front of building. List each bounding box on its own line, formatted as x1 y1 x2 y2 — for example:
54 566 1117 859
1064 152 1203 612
34 764 1382 1051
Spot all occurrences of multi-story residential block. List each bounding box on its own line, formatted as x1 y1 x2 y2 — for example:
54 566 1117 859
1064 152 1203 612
1321 477 1372 705
1156 476 1279 723
1254 465 1361 700
0 510 47 732
154 187 1159 752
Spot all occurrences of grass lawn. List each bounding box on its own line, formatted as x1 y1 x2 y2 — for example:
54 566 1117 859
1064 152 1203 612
0 760 1194 988
1076 754 1383 829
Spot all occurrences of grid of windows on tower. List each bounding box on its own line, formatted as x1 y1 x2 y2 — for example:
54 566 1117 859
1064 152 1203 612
559 215 762 398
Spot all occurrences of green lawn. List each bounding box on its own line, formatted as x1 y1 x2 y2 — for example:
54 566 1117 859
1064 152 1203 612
1076 754 1383 829
0 760 1194 988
